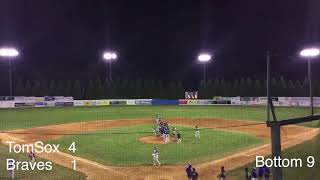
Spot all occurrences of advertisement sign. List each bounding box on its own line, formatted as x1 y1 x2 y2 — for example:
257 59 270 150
179 99 188 105
74 101 84 106
109 100 127 105
35 102 47 107
25 102 35 107
35 97 45 102
14 103 26 107
96 100 110 106
127 100 136 105
55 102 65 107
135 100 152 105
84 101 93 106
64 102 74 106
0 96 14 101
45 96 55 101
46 101 56 107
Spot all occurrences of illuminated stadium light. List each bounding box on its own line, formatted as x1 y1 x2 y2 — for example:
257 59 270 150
0 47 19 96
299 47 319 116
102 51 118 81
0 47 19 57
197 52 212 82
300 48 320 58
103 51 117 61
197 53 211 62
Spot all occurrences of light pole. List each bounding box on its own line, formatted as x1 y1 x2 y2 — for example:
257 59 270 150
0 47 19 96
103 51 117 82
197 53 212 82
300 47 320 116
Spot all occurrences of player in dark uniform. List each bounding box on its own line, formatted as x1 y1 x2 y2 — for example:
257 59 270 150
177 131 182 143
191 168 198 180
28 151 36 162
218 166 226 180
186 163 193 180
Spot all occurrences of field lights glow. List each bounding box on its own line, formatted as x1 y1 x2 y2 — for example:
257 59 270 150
197 53 211 62
300 48 320 58
0 48 19 57
103 52 117 60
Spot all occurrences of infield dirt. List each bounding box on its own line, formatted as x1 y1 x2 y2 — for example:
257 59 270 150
0 118 318 180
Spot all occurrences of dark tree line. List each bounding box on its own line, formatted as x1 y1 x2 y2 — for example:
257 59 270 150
14 76 320 99
199 76 320 98
14 78 184 99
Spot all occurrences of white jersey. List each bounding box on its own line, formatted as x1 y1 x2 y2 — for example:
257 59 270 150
153 149 159 157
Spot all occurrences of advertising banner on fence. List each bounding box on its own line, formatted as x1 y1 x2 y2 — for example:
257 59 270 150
152 99 178 105
127 100 136 105
95 100 110 106
109 100 127 105
35 102 47 107
74 100 84 106
55 102 65 107
46 101 56 107
14 102 25 107
179 99 188 105
0 101 14 108
0 96 14 101
135 99 152 105
83 101 93 106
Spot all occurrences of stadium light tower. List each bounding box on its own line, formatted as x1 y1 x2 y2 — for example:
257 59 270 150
103 51 117 81
300 47 320 116
0 47 19 96
197 53 212 82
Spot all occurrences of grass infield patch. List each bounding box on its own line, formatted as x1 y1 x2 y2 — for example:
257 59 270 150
48 124 265 166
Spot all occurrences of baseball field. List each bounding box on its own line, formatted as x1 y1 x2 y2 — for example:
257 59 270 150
0 105 319 179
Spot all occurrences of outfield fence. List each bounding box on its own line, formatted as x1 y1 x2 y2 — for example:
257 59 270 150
0 96 320 108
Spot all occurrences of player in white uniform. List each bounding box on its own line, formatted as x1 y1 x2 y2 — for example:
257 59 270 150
153 127 157 136
152 146 161 166
8 159 15 179
155 114 160 124
195 125 200 139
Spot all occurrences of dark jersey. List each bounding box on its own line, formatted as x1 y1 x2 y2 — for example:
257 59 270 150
191 171 198 180
177 133 181 139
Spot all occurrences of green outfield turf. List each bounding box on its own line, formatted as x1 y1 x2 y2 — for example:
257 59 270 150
0 106 318 131
47 124 265 166
228 134 320 180
0 144 86 180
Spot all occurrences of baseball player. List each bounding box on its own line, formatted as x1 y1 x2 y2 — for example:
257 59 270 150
155 114 160 124
8 159 15 179
195 125 200 139
28 151 36 162
152 146 161 166
218 166 226 180
153 127 157 136
172 126 176 136
186 163 193 180
164 127 169 143
177 131 182 143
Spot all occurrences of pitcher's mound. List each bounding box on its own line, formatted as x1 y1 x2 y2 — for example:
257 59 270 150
139 136 175 145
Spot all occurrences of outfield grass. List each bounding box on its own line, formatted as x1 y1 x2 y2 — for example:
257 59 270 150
0 144 86 180
48 124 265 166
0 106 318 131
228 135 320 180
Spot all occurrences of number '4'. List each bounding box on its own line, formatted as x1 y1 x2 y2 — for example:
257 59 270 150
68 142 76 153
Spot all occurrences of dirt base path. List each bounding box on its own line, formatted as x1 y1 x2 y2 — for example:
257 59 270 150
0 118 318 180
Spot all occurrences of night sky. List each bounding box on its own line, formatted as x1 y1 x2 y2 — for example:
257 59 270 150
0 0 320 92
